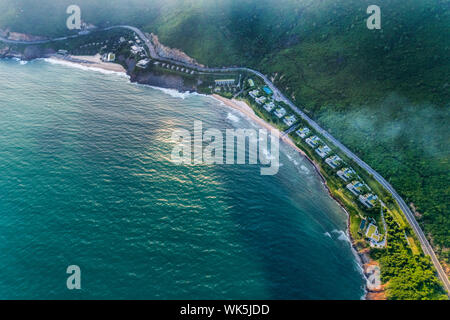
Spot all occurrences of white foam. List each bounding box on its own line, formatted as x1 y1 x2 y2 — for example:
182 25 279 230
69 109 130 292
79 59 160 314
19 60 28 65
149 86 198 99
43 58 129 78
332 229 351 243
226 112 240 123
300 165 310 174
324 232 332 238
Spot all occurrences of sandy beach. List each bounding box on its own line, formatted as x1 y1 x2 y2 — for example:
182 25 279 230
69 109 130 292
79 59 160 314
212 94 377 299
48 54 126 73
212 94 325 182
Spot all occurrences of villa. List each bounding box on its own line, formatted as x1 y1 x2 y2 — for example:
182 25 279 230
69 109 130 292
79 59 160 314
215 79 235 86
274 107 287 118
305 136 321 148
315 144 331 158
346 181 365 196
136 58 150 68
325 155 342 169
283 115 297 126
337 167 355 182
101 52 116 62
255 96 267 105
249 89 260 99
295 127 310 139
359 193 378 208
263 102 275 112
248 79 255 87
131 45 144 54
365 223 382 242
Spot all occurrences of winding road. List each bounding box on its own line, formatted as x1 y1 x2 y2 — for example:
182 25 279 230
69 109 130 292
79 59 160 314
2 25 448 294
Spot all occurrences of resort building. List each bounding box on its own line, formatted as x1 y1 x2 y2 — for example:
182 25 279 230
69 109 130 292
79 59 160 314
346 181 365 196
359 193 378 208
131 45 144 54
101 52 116 62
215 79 235 86
248 79 255 87
274 107 287 118
337 167 355 182
365 223 381 241
315 144 331 158
263 101 275 112
255 96 267 105
249 89 260 99
295 127 310 139
325 155 342 169
283 115 297 126
305 136 321 148
136 58 150 68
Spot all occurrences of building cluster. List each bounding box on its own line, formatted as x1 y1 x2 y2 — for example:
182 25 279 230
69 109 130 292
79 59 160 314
359 217 385 248
295 126 379 210
101 52 115 62
294 124 385 247
248 84 297 127
156 61 195 74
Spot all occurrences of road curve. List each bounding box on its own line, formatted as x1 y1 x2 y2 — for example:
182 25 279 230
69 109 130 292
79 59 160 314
2 25 448 294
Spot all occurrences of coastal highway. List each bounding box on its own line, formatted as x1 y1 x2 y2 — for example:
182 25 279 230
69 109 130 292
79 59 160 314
2 26 449 294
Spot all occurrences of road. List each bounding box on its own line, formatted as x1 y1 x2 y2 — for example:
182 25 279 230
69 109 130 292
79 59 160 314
2 25 448 294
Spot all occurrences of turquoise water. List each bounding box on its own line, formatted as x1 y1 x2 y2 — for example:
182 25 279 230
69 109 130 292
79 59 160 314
0 59 365 299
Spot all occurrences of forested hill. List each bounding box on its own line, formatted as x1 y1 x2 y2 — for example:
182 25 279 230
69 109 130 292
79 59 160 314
0 0 449 261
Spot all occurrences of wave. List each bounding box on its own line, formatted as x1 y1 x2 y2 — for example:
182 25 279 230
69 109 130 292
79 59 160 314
285 153 299 166
324 232 332 238
226 112 240 123
42 58 129 78
332 229 351 243
149 86 209 100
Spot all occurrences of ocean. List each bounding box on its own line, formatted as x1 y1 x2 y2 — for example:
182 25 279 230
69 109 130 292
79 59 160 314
0 59 365 299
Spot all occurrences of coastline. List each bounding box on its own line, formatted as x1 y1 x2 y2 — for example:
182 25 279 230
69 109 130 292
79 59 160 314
47 54 126 73
211 94 376 300
2 54 373 299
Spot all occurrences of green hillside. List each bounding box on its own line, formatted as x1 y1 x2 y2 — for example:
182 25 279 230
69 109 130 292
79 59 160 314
0 0 448 262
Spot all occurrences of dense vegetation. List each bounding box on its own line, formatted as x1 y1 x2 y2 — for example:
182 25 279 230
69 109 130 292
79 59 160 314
0 0 448 262
371 213 447 300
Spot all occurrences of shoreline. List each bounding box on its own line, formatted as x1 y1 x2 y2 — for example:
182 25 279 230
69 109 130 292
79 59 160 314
212 94 374 300
2 54 374 299
47 54 126 73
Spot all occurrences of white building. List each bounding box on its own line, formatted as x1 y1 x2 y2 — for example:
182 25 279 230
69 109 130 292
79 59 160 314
359 193 378 209
325 155 342 169
249 89 260 99
263 102 275 112
295 127 310 139
274 107 286 118
283 115 297 126
136 59 150 68
346 181 365 195
131 45 144 54
102 52 116 62
305 136 321 148
315 144 331 158
215 79 235 86
337 167 355 182
255 96 267 105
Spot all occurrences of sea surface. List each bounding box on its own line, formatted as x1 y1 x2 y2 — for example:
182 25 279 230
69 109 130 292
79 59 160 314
0 59 365 299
